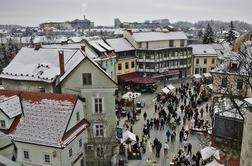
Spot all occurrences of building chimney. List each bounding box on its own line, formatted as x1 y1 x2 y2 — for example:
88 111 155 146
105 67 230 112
58 50 65 76
34 43 42 50
127 29 133 35
81 45 86 52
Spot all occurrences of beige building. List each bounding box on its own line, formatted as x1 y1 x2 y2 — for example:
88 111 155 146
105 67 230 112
59 55 118 166
240 97 252 166
189 44 218 75
124 30 192 79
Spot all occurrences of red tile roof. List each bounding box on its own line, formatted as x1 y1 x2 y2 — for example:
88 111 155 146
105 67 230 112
0 89 78 103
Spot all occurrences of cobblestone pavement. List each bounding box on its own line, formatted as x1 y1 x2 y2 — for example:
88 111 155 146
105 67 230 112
119 79 212 166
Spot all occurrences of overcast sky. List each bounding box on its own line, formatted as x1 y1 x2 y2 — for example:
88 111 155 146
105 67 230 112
1 0 252 26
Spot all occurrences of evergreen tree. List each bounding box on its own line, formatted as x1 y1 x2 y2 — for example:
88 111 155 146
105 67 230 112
226 21 236 43
203 23 215 44
198 29 203 39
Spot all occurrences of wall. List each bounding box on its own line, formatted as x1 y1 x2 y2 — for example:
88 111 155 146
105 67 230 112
65 99 85 132
100 57 116 81
240 108 252 166
0 111 14 130
15 131 87 166
2 79 55 93
212 73 251 97
115 58 136 76
192 55 217 74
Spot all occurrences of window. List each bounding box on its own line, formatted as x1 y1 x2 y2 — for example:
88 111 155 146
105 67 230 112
82 73 92 85
94 98 103 113
69 148 72 158
169 40 174 47
131 61 135 68
96 145 104 157
24 151 29 159
202 68 207 73
180 40 185 47
212 58 215 64
118 63 122 70
221 77 227 88
125 62 129 69
195 68 199 74
237 79 243 90
79 139 82 148
76 112 80 122
138 63 143 69
0 120 5 128
44 154 50 163
204 58 207 64
95 124 104 137
196 59 199 64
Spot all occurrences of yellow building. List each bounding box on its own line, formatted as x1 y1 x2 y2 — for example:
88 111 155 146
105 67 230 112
115 58 136 76
106 38 136 82
189 44 218 74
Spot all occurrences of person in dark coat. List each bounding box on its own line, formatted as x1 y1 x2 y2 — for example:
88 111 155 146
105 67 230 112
155 141 162 157
187 142 192 156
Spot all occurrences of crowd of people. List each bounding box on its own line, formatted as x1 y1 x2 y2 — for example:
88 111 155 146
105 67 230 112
120 81 213 166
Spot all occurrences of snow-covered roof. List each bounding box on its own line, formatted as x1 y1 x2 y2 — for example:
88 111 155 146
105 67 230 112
131 31 187 42
68 36 84 43
0 95 22 119
0 90 89 148
203 73 212 78
88 39 114 52
189 44 217 56
245 97 252 106
214 97 246 120
0 47 85 83
106 38 135 52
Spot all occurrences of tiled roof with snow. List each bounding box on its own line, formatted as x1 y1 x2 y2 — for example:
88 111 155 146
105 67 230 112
189 44 217 56
131 31 187 42
88 39 114 52
0 95 22 119
214 97 246 120
0 90 89 148
106 38 135 52
0 47 85 83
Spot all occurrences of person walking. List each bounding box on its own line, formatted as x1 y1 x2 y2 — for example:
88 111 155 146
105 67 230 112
179 129 184 142
166 129 171 142
146 158 151 166
143 111 147 121
206 103 209 113
200 108 204 118
164 142 169 155
187 142 192 156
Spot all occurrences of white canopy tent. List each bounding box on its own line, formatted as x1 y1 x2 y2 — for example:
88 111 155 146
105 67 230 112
193 74 202 79
121 130 136 143
201 146 220 160
205 160 224 166
122 92 141 100
167 84 176 91
203 73 212 78
207 84 213 90
162 87 170 94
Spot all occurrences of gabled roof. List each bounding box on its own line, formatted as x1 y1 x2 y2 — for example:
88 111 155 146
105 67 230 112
131 31 187 42
0 95 22 119
59 50 117 86
0 47 84 83
0 89 89 148
106 38 135 52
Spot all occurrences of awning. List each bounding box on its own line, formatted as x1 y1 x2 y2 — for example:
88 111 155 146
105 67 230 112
131 77 157 84
118 72 141 82
122 92 141 100
162 87 170 94
205 160 224 166
201 146 220 161
121 130 136 143
151 70 179 79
